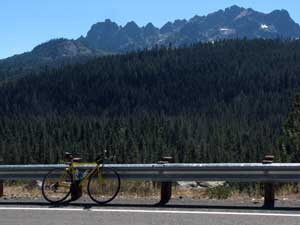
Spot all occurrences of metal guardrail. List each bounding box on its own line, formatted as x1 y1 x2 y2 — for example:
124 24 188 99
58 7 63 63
1 161 300 207
1 163 300 182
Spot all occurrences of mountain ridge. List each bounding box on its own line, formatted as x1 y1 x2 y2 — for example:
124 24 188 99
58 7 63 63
1 5 300 79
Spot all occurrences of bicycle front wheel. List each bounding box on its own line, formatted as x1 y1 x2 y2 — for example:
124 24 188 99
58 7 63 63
87 167 120 204
42 168 72 203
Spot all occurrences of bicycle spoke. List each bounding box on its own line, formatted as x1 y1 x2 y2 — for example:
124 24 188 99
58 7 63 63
87 168 120 204
42 168 72 203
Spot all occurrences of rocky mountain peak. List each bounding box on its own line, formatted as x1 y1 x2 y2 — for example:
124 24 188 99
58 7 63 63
90 19 119 33
124 21 140 32
174 19 187 26
144 23 159 36
189 15 205 23
269 9 292 21
225 5 244 14
2 5 300 77
144 22 156 30
160 22 173 33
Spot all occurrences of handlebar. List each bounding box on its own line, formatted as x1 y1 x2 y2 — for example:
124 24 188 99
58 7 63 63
95 150 116 164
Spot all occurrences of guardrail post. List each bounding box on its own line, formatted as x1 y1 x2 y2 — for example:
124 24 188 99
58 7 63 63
158 156 174 205
262 155 275 208
0 180 3 197
70 181 82 201
0 158 3 197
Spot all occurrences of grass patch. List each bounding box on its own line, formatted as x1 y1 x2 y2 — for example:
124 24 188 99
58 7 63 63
206 186 233 199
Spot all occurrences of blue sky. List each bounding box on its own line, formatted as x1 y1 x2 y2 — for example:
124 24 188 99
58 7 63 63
1 0 300 59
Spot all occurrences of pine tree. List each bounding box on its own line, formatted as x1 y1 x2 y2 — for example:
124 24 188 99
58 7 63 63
280 93 300 162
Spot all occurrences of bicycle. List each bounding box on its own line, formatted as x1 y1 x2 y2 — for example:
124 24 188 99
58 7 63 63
42 151 120 204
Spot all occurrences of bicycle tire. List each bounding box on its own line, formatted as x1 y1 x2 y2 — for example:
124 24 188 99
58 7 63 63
87 167 120 204
42 168 72 204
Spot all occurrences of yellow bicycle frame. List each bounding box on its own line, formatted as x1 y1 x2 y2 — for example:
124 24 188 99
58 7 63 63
64 162 104 186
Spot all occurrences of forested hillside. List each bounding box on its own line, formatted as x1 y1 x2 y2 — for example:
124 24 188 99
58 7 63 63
0 39 300 164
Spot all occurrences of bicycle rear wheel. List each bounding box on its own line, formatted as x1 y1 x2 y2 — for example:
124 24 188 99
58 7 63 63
42 168 72 203
87 167 120 204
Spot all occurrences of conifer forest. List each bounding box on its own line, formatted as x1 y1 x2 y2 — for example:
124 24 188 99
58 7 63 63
0 39 300 164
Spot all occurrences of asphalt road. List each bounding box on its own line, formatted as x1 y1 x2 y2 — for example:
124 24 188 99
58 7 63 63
1 198 300 225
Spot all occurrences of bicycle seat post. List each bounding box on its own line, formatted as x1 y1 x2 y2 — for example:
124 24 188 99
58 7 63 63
64 152 73 164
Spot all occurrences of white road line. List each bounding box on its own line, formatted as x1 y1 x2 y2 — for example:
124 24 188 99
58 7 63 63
0 207 300 217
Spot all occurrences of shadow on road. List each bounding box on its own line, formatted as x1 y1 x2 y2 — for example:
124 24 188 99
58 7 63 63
0 199 300 211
